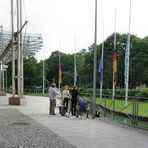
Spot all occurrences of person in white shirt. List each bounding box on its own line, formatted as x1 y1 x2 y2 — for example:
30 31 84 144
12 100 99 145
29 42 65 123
62 85 70 112
49 83 58 115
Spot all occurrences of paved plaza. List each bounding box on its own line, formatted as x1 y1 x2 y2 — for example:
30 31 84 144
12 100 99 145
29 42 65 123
0 94 148 148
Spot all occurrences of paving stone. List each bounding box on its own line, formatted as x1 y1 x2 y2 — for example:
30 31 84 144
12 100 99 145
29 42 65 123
0 95 148 148
0 109 76 148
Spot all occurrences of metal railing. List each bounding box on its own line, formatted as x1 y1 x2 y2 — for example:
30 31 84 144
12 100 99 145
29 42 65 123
81 93 148 130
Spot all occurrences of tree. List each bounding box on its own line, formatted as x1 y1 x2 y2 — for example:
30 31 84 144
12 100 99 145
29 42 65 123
6 33 148 90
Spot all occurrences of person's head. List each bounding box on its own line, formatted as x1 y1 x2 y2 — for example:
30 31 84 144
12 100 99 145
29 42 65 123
51 83 56 88
64 85 68 90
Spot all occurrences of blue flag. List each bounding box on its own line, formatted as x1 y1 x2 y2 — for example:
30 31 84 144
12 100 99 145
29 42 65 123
98 56 103 85
124 39 130 85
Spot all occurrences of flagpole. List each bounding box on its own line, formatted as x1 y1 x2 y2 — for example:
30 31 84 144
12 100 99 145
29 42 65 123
11 0 15 97
112 8 117 101
74 34 77 86
92 0 97 119
125 0 132 105
42 46 45 94
100 21 104 100
58 41 61 90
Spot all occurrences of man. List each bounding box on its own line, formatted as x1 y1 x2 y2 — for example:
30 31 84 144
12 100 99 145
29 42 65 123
70 85 81 116
49 83 58 115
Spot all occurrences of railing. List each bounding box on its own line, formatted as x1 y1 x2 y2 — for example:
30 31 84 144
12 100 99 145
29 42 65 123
24 88 49 94
81 93 148 130
6 88 49 94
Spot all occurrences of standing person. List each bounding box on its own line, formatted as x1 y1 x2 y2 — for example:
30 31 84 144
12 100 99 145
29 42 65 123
70 85 81 116
62 85 70 112
49 83 59 115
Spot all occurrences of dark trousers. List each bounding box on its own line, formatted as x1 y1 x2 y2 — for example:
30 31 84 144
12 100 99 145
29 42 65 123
63 97 69 112
50 99 56 115
71 101 77 116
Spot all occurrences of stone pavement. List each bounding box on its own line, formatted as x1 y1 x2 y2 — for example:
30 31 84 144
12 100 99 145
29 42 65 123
0 109 75 148
0 94 148 148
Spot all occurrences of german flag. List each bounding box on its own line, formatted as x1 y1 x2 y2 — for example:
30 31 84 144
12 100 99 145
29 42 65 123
59 64 62 84
113 51 117 85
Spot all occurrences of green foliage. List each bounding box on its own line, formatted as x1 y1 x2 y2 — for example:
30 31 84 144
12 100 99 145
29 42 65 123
24 57 40 87
46 51 74 87
79 88 93 94
137 88 148 97
5 33 148 91
80 88 140 98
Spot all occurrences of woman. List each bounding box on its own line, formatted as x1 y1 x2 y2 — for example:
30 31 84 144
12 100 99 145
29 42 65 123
62 85 70 112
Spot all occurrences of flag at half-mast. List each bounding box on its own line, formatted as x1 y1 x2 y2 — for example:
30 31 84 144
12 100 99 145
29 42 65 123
59 64 62 84
124 39 130 85
113 51 117 85
98 56 103 85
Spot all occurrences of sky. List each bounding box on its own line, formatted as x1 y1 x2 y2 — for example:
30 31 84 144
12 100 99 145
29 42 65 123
0 0 148 61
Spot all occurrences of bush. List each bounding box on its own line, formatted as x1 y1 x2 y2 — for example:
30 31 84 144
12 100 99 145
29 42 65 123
136 88 148 97
79 88 141 99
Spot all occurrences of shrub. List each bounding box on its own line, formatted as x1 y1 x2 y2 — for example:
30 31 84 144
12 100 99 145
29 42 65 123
137 88 148 97
79 88 141 99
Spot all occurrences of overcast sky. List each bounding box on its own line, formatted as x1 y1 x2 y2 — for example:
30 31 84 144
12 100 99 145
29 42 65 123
0 0 148 60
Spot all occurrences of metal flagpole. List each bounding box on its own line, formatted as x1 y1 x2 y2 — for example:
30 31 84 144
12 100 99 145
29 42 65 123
100 21 104 100
92 0 97 119
74 34 77 86
11 0 15 97
58 41 61 90
17 0 21 98
1 26 4 92
2 62 4 92
125 0 132 106
112 8 117 101
42 46 45 94
20 0 24 97
0 26 2 91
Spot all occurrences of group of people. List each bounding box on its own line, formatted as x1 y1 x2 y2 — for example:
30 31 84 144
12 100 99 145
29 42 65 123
48 83 81 116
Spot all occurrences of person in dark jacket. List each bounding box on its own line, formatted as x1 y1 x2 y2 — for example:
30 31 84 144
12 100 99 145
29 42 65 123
70 85 81 116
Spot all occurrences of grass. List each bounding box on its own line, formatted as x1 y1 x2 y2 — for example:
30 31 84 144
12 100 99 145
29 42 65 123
96 97 148 117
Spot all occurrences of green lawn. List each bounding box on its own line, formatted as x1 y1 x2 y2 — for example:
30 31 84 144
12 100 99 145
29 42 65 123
96 98 148 117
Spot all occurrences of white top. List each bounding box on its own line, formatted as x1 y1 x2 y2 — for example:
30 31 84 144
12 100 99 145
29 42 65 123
62 89 70 99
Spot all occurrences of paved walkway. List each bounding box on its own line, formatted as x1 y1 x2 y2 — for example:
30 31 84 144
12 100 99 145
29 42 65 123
0 94 148 148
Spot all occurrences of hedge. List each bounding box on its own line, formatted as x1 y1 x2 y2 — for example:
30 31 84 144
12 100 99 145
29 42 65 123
79 88 148 98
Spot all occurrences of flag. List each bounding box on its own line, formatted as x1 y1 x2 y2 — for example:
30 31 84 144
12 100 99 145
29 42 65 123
59 64 62 84
98 56 103 85
124 40 130 85
113 51 117 84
